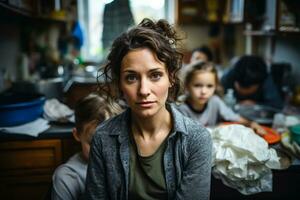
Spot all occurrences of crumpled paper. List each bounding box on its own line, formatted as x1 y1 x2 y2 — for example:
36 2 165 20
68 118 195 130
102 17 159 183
43 99 74 122
210 124 280 195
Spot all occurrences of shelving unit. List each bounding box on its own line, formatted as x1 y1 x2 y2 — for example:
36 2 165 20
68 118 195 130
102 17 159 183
242 0 300 60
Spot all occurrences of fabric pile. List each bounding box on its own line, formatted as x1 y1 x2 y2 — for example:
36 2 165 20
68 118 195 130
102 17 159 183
43 99 74 123
210 124 280 195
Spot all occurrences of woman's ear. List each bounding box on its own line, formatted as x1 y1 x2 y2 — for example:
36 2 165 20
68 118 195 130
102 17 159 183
72 128 81 142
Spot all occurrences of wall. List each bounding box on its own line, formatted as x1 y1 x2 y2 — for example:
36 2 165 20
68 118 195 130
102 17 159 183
180 21 300 86
0 24 20 84
179 23 246 67
273 36 300 85
179 25 210 50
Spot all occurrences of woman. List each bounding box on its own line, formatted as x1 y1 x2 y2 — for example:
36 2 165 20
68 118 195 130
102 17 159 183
85 18 212 200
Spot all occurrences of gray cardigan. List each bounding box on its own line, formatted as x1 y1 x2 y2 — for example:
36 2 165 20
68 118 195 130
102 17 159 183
85 104 212 200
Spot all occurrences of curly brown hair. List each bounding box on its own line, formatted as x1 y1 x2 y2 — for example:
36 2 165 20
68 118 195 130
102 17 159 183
97 18 183 103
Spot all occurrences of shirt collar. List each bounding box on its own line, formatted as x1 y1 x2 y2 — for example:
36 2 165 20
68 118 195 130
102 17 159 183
107 103 189 141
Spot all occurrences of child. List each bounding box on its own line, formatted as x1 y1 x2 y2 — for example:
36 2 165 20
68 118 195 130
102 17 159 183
190 45 213 64
177 61 266 136
51 93 122 200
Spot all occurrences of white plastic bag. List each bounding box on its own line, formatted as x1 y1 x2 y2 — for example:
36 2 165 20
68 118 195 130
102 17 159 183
211 124 280 195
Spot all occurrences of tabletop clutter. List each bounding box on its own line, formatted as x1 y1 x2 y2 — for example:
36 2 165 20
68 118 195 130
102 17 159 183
208 110 300 195
1 92 300 195
0 97 74 136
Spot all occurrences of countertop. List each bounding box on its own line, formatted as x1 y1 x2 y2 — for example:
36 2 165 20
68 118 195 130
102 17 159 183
0 122 73 141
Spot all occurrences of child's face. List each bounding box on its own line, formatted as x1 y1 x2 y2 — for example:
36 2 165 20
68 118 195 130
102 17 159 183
187 71 216 106
190 51 208 63
73 121 98 161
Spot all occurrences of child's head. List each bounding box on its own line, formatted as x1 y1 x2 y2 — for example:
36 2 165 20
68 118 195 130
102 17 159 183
99 18 183 103
72 93 122 161
190 45 213 64
185 62 219 107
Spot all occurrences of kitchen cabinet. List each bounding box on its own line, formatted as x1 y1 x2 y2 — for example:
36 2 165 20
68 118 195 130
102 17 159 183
176 0 245 25
0 125 80 200
176 0 227 25
244 0 300 35
242 0 300 59
176 0 207 24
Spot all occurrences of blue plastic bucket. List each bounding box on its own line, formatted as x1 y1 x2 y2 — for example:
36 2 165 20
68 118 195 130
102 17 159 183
0 93 45 127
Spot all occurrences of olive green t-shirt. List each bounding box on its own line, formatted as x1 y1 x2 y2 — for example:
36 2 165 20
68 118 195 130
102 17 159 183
129 136 168 200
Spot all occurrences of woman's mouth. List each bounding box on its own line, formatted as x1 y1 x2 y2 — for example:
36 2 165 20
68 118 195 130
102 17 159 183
136 101 156 108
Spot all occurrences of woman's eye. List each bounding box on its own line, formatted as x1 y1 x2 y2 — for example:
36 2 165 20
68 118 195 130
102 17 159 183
150 72 162 81
125 74 137 82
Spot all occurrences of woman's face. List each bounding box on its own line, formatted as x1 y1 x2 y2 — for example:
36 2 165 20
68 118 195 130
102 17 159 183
186 71 216 107
120 48 171 119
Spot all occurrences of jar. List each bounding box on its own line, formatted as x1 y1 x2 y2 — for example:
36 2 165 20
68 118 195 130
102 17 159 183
289 124 300 145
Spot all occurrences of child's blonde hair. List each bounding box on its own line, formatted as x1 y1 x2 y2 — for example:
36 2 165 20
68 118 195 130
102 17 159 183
185 61 224 96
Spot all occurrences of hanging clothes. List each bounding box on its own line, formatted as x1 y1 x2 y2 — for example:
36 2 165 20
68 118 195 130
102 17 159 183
102 0 135 51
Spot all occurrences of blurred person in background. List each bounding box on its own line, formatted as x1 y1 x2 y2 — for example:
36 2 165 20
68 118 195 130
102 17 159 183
221 55 283 109
190 45 214 64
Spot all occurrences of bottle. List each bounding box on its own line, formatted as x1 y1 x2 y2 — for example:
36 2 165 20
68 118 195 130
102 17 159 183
223 88 236 110
272 113 286 134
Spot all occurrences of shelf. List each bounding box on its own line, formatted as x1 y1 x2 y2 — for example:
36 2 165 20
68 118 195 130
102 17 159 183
243 30 276 36
0 2 67 24
0 2 32 17
279 26 300 33
244 29 300 37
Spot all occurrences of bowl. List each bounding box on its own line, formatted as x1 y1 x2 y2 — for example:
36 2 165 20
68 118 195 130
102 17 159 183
289 124 300 145
0 92 45 127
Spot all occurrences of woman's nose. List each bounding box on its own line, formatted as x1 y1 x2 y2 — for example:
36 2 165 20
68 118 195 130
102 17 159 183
138 79 150 97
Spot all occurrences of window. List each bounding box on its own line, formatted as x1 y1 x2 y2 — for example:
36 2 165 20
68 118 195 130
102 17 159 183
77 0 174 62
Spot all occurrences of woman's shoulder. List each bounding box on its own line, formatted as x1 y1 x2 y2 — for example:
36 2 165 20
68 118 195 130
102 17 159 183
95 109 129 135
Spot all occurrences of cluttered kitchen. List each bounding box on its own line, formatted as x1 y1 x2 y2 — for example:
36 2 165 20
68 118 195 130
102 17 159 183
1 0 300 199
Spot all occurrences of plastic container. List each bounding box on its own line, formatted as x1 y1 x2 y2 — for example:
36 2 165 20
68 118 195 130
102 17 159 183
224 88 236 110
0 92 45 127
289 124 300 145
272 113 286 133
